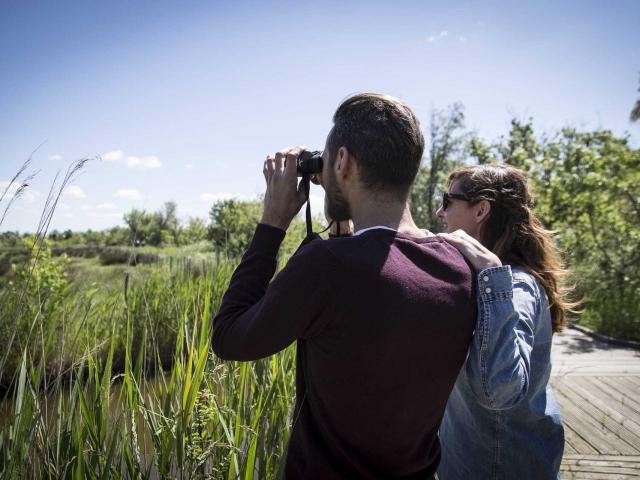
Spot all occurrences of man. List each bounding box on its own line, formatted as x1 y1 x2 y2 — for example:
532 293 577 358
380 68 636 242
212 93 476 479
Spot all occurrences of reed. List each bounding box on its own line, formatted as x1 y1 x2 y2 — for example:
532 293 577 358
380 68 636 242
1 249 297 479
0 158 297 479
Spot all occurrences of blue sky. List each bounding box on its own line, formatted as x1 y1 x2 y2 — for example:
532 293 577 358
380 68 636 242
1 0 639 233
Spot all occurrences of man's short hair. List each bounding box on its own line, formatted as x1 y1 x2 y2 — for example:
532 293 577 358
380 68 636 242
327 93 425 199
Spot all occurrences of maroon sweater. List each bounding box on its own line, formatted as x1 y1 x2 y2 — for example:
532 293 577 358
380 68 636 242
212 223 476 479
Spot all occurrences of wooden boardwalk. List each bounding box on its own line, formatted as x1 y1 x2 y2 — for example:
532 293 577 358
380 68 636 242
551 327 640 479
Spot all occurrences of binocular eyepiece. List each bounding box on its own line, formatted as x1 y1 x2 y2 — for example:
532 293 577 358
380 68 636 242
296 150 323 185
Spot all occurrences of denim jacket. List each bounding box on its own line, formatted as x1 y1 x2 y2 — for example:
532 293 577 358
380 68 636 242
438 265 564 480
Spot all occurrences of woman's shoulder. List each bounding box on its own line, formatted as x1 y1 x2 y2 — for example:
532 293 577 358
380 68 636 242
510 266 547 305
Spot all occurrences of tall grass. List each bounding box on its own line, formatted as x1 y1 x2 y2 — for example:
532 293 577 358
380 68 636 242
0 157 297 478
1 252 297 479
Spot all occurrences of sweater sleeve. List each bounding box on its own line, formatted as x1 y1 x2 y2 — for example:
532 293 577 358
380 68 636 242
212 223 336 361
464 265 538 410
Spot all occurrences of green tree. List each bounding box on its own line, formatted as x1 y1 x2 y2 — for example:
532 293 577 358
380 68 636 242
535 129 640 339
123 203 178 247
178 217 208 245
104 226 130 246
468 118 540 170
124 208 162 246
206 197 318 259
0 231 22 248
631 73 640 122
471 120 640 340
208 199 263 257
160 201 179 245
410 103 468 231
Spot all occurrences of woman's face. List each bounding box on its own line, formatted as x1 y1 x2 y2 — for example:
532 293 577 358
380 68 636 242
436 179 483 239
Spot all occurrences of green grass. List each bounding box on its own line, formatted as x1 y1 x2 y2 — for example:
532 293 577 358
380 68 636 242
65 257 157 298
0 247 297 479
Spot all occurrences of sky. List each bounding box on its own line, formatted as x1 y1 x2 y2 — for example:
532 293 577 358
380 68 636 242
1 0 639 233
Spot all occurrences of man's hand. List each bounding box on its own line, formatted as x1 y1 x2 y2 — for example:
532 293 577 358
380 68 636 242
438 229 502 271
260 146 308 231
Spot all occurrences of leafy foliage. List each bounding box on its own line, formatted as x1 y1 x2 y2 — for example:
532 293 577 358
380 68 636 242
410 103 468 231
631 73 640 122
470 121 640 340
123 201 180 247
208 199 264 257
208 198 320 259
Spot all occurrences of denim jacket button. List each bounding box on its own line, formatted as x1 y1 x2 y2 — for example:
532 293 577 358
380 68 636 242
485 287 492 293
483 275 490 282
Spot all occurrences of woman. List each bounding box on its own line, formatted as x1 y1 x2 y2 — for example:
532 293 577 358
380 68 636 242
435 163 574 480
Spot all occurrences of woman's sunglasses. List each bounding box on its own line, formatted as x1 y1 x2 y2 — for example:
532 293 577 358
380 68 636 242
441 192 471 210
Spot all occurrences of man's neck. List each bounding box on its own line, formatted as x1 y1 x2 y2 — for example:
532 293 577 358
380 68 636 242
350 197 427 238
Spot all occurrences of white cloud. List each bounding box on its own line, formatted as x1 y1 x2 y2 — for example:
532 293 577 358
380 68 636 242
199 192 237 202
126 155 162 170
185 163 194 169
80 202 122 219
428 30 449 43
101 150 162 170
459 36 467 42
476 20 485 27
114 189 142 201
88 211 121 219
96 202 117 210
57 202 70 210
102 150 124 161
178 206 194 215
0 180 19 197
63 185 86 198
49 154 62 161
0 180 39 204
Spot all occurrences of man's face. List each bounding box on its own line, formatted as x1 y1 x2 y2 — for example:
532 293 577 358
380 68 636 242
322 137 351 222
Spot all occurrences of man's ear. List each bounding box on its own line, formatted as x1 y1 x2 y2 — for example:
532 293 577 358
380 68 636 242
335 146 353 178
474 199 491 225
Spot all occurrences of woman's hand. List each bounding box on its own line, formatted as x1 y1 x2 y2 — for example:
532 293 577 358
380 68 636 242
438 229 502 271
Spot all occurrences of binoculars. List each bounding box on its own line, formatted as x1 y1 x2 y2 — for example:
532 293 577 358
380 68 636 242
297 150 323 185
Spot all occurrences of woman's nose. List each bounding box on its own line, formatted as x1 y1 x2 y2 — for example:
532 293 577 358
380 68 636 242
436 205 444 218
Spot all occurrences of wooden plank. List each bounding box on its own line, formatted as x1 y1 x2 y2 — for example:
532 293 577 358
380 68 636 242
555 397 612 454
573 377 640 421
554 385 633 454
563 454 640 463
562 467 640 475
561 454 640 479
611 376 640 396
625 375 640 387
568 377 640 433
553 329 640 478
561 461 640 474
595 376 640 413
560 470 640 480
581 376 640 414
562 422 597 455
556 377 640 452
564 439 578 454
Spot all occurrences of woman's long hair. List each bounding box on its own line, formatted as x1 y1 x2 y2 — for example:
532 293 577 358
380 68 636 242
448 163 575 333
